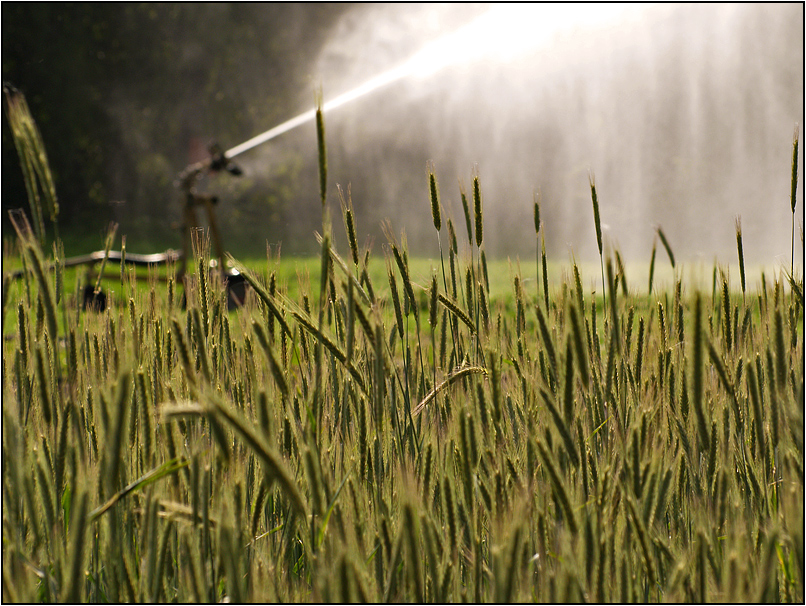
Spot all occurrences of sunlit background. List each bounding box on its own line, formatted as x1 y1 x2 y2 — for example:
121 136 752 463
3 3 803 268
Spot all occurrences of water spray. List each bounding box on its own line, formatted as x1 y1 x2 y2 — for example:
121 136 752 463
172 3 645 298
170 4 641 294
223 4 640 160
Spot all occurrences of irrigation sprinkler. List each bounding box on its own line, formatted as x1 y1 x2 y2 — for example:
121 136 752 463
9 4 623 313
112 141 248 310
173 141 247 309
5 94 248 311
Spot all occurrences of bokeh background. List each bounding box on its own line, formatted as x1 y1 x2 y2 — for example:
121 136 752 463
3 3 803 265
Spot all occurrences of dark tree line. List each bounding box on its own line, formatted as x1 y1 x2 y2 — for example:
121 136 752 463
2 3 350 253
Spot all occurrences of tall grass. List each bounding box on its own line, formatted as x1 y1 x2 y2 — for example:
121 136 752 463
4 84 59 245
2 95 803 604
791 126 799 276
589 173 606 312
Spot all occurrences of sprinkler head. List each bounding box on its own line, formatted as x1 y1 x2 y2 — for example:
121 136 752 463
208 142 242 176
176 140 242 190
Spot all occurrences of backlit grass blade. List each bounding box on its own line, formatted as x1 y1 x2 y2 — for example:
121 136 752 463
315 89 327 209
534 190 542 303
589 173 606 311
535 439 577 535
429 162 442 232
735 217 746 300
89 456 190 522
4 85 59 243
339 184 361 266
657 225 676 269
412 363 487 417
438 292 475 333
539 387 579 468
314 231 371 305
95 222 119 297
473 174 484 248
162 398 308 518
691 293 709 452
791 126 799 275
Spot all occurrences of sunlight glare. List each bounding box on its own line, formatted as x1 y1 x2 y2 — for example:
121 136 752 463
226 4 643 159
404 3 642 77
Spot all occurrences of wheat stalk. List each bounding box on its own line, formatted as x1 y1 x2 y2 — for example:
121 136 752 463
791 126 799 275
657 225 676 269
735 217 746 301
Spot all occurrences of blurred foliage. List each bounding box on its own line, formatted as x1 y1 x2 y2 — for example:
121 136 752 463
2 3 349 254
2 4 801 262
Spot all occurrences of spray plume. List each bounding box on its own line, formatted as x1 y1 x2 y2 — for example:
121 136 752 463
225 4 639 160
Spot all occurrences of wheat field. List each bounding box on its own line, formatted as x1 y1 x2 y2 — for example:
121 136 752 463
2 98 803 603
